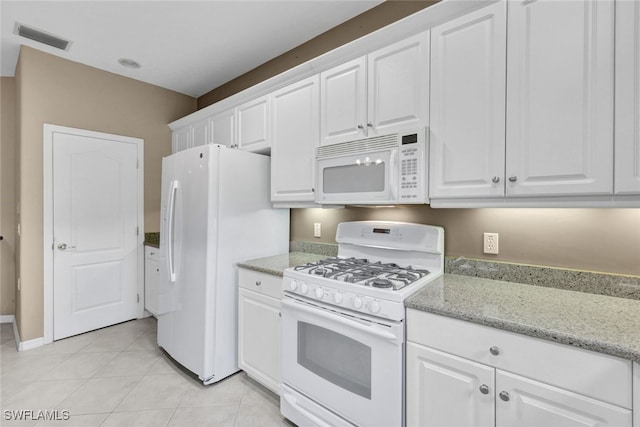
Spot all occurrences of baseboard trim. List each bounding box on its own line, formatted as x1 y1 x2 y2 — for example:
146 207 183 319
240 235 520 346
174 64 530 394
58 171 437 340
12 320 44 352
0 315 15 323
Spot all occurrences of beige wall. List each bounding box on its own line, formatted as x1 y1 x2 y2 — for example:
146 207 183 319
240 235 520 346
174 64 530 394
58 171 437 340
291 207 640 276
1 77 17 316
15 46 196 340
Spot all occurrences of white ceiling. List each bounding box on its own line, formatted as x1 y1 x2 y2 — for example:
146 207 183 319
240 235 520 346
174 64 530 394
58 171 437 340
1 0 383 98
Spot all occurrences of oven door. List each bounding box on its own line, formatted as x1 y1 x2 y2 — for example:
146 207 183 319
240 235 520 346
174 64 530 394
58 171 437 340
316 148 398 204
281 295 404 427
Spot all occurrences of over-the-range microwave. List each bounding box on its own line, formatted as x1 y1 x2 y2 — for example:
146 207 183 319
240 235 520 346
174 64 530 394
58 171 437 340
315 127 428 205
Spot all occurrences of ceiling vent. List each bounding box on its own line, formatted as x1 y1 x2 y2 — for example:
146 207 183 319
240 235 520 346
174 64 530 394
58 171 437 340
14 22 72 51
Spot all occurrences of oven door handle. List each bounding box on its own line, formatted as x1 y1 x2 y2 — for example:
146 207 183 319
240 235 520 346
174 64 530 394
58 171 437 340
282 297 400 343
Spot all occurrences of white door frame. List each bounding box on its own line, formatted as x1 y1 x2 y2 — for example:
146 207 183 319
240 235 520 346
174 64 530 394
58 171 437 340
43 124 144 344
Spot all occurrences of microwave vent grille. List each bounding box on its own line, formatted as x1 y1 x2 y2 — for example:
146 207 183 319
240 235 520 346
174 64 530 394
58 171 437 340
317 134 398 159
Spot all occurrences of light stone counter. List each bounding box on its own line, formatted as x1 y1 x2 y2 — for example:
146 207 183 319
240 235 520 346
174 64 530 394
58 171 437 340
406 273 640 363
237 252 328 277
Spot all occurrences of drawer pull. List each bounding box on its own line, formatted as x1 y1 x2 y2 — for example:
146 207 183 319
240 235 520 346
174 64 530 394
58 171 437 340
499 391 510 402
489 346 501 356
479 384 490 395
255 281 262 287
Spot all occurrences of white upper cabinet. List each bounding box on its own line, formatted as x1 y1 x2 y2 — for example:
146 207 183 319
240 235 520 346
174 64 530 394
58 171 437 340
320 32 429 146
367 32 429 136
429 1 507 199
172 126 190 153
191 117 211 148
320 57 367 146
271 75 320 204
615 1 640 195
210 108 235 148
505 0 614 197
237 94 271 153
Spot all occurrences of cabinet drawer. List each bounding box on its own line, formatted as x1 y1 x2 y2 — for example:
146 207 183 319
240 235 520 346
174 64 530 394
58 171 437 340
407 309 632 409
238 268 282 300
144 245 159 261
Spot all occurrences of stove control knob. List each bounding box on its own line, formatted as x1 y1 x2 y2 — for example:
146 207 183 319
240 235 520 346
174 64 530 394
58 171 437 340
353 297 363 309
370 301 381 314
315 288 324 299
289 280 298 291
334 293 343 304
300 282 309 295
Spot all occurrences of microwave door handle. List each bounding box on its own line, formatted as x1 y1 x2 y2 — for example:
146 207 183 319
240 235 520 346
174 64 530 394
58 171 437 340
389 150 398 201
282 297 399 342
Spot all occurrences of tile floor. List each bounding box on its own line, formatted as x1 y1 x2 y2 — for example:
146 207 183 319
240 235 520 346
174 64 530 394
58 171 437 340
0 318 293 426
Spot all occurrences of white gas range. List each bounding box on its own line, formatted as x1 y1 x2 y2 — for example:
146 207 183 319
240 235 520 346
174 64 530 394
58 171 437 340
280 221 444 427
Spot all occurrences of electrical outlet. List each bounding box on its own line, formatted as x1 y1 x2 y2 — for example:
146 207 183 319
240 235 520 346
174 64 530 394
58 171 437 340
483 232 499 254
314 223 322 238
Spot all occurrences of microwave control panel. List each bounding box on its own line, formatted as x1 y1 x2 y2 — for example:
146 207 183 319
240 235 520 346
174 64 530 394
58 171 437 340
398 132 426 202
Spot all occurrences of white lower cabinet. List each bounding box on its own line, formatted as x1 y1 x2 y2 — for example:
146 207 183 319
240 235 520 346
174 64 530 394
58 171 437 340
635 363 640 427
238 268 282 395
407 343 494 427
144 246 159 316
406 309 633 427
496 370 632 427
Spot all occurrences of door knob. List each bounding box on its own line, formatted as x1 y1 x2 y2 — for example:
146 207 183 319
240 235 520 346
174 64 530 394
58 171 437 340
57 243 76 250
479 384 490 394
499 391 510 401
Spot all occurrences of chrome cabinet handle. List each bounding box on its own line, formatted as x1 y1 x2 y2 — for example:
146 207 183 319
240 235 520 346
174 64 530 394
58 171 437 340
479 384 490 395
255 281 262 287
357 124 364 130
508 176 518 182
57 243 76 250
499 391 510 401
367 122 373 128
492 176 500 183
489 346 500 356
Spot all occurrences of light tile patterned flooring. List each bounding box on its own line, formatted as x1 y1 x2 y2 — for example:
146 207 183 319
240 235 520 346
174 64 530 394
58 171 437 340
0 318 292 426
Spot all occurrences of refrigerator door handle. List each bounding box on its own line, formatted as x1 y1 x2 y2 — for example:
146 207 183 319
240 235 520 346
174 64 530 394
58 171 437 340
167 180 179 283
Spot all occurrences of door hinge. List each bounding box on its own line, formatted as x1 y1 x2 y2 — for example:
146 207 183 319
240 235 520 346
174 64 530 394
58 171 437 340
136 226 139 236
136 159 139 169
137 294 140 303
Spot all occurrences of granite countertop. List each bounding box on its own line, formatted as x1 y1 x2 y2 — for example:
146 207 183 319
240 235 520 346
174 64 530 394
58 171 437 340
144 232 160 248
406 273 640 363
237 252 328 277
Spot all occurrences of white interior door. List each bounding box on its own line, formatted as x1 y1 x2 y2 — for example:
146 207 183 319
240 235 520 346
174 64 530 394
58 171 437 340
52 131 139 340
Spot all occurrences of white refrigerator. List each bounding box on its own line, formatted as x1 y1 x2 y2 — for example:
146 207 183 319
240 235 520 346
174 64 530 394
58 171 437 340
157 144 289 385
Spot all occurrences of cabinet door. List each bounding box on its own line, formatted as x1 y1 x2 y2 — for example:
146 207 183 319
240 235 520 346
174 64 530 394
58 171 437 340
367 31 429 136
271 75 320 203
238 288 281 395
615 1 640 195
634 362 639 427
211 108 235 148
237 95 270 152
496 370 632 427
144 248 159 316
320 56 367 146
429 1 506 198
406 342 494 427
172 126 191 153
191 118 210 148
506 0 614 197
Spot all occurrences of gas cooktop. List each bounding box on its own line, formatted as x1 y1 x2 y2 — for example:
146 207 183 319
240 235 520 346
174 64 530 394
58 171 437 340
293 257 430 291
